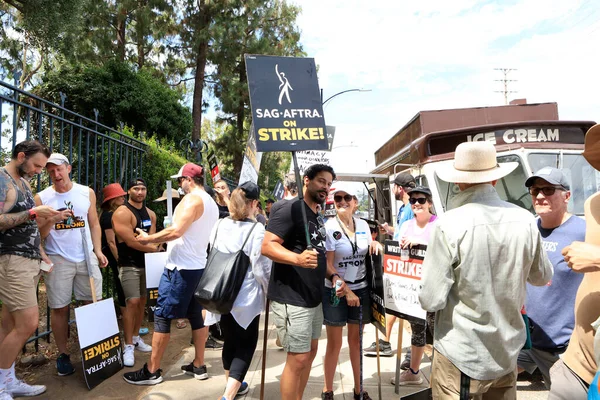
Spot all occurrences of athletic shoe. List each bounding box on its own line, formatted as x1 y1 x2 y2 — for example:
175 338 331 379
205 335 224 349
354 390 372 400
321 391 334 400
7 378 46 397
0 389 13 400
123 363 163 385
364 339 393 357
236 382 249 397
56 353 75 376
401 354 411 370
133 336 152 352
181 362 208 380
391 369 424 386
124 344 135 367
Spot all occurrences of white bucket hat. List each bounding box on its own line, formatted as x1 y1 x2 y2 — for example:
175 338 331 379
436 141 518 184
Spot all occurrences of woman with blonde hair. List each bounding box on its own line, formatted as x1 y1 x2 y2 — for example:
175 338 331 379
208 181 271 400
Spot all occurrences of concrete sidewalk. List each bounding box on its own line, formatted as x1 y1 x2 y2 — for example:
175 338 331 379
140 312 548 400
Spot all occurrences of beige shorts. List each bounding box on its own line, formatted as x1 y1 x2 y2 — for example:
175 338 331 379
0 254 40 312
271 301 323 354
45 254 103 308
119 266 147 301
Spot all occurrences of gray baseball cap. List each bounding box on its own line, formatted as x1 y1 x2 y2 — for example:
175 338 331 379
525 167 570 190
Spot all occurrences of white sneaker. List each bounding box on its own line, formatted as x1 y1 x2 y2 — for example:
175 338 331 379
0 388 13 400
124 344 135 367
133 336 152 353
7 378 46 397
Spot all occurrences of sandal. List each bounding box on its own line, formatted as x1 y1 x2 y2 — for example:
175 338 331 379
176 319 187 329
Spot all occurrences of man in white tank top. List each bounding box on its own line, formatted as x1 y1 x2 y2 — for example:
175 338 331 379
34 153 108 377
123 163 218 386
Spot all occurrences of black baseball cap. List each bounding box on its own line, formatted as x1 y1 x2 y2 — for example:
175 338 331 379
128 178 146 190
239 181 260 200
394 172 416 188
408 186 432 197
525 167 570 190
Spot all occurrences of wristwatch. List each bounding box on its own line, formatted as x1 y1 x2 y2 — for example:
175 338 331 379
329 273 340 282
28 209 37 220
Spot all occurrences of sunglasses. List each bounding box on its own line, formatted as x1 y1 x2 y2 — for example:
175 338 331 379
334 194 353 203
177 176 188 184
409 197 427 205
529 186 565 197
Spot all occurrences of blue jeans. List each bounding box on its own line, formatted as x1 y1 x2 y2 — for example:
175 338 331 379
322 286 371 326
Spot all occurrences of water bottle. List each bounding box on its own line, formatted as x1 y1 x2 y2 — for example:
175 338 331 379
330 280 343 307
163 216 172 229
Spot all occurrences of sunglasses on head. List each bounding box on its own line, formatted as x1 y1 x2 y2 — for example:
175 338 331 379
409 197 427 205
177 176 188 184
334 194 353 203
529 186 565 197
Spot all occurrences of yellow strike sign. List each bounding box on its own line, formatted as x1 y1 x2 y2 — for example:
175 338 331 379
83 335 121 361
257 127 324 142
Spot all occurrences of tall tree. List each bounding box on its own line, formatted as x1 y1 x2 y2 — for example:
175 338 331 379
210 0 305 175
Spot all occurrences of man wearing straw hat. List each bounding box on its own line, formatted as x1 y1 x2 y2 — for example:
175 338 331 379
35 153 108 377
419 141 553 398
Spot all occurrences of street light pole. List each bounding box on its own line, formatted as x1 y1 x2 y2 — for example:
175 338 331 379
322 88 372 106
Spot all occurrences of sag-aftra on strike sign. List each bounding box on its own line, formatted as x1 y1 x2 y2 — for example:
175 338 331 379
245 54 329 152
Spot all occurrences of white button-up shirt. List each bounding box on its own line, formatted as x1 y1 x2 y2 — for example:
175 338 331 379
419 184 553 380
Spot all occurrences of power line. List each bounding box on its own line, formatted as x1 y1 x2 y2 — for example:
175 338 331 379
494 68 518 105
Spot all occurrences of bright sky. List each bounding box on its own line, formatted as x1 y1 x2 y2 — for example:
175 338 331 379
293 0 600 180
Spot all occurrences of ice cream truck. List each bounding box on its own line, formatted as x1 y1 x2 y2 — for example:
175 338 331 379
366 120 599 223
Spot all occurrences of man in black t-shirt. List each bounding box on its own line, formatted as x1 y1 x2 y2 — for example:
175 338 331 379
262 164 335 400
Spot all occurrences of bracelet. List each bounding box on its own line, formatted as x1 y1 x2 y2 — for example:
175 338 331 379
329 273 340 282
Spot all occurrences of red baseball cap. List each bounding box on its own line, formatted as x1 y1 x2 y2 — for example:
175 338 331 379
170 163 204 179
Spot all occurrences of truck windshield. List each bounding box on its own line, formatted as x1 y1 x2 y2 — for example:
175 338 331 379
528 153 600 215
435 155 533 214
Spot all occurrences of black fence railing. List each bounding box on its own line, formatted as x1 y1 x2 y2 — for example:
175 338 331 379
0 75 147 352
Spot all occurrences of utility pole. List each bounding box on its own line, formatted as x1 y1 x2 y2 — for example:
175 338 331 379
494 68 517 105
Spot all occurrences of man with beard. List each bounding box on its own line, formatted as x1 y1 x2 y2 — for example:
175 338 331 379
35 153 108 377
112 178 158 367
0 140 67 400
262 163 335 400
123 163 218 385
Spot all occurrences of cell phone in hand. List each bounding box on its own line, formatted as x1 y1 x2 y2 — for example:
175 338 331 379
40 261 53 272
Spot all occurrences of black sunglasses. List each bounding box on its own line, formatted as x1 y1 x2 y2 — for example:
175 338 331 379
409 197 427 205
177 176 188 184
334 194 353 203
529 186 565 197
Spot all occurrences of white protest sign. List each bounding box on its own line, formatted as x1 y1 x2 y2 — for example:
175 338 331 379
145 252 168 321
382 241 426 321
74 299 123 389
288 150 331 175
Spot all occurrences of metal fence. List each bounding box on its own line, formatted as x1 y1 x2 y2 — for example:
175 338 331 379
0 75 147 352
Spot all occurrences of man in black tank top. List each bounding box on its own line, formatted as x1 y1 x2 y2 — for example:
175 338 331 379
0 140 69 398
112 178 159 367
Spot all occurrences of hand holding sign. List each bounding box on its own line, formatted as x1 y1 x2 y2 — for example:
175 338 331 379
296 249 318 269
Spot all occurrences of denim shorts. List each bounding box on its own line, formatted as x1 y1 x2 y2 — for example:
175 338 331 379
322 286 372 326
154 267 204 324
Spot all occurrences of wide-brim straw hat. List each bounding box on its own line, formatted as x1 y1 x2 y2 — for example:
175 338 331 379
102 183 127 204
154 188 180 202
436 141 518 184
584 124 600 170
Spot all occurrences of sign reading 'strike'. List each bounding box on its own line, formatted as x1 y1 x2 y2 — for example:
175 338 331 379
245 54 328 152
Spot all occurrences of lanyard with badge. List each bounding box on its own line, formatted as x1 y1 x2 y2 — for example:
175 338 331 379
336 215 360 282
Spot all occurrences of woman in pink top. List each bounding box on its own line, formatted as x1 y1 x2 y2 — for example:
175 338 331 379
393 186 437 386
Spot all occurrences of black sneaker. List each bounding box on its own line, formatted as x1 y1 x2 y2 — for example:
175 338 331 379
354 390 372 400
206 335 224 349
321 391 334 400
181 362 208 380
56 353 75 376
364 339 393 357
236 382 249 397
123 363 163 385
401 355 411 370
